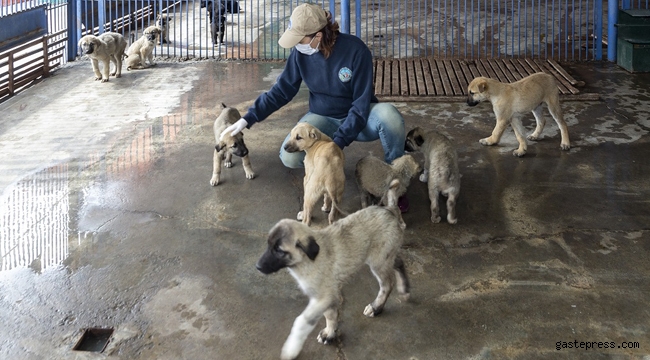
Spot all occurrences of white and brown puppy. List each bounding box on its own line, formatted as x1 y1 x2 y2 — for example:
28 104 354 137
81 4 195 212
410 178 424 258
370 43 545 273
405 127 460 224
355 153 422 209
125 26 161 70
283 123 345 226
467 72 571 157
156 14 173 44
210 103 255 186
78 32 127 82
256 180 409 360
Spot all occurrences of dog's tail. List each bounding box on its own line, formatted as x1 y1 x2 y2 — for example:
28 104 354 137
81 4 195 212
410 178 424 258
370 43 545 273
385 179 406 230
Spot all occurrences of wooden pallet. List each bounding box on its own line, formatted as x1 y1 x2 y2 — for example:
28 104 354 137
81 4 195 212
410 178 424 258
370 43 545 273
373 58 600 102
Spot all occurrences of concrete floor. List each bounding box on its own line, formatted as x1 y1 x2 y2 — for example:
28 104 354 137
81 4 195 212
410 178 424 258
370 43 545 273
0 59 649 360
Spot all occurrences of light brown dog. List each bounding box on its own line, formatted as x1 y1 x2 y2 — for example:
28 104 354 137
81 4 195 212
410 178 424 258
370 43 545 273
355 154 421 209
283 123 345 226
405 127 460 224
126 26 161 70
78 32 127 82
467 72 571 157
210 103 255 186
255 179 409 360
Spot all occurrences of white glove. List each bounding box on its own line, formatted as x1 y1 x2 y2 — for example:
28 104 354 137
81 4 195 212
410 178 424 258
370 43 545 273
219 118 248 140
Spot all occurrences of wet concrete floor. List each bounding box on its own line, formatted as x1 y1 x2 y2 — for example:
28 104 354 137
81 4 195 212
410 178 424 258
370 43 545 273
0 59 649 360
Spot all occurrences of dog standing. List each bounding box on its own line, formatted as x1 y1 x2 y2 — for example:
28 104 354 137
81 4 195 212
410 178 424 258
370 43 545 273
283 123 345 226
78 32 127 82
256 180 409 360
467 72 571 157
355 153 421 209
156 14 173 44
125 26 161 70
210 103 255 186
405 127 460 224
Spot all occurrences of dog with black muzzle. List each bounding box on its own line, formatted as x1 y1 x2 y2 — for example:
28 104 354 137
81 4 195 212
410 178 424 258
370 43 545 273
156 14 173 44
78 32 127 82
210 103 255 186
125 26 161 70
405 127 460 224
256 179 409 360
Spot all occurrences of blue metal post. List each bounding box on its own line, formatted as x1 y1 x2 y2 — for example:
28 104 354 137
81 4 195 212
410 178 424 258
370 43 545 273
328 0 335 26
69 0 80 60
606 0 615 61
340 0 350 34
355 0 361 37
98 0 106 34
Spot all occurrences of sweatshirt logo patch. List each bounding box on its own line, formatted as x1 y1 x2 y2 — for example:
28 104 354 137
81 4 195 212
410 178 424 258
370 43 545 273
338 67 352 82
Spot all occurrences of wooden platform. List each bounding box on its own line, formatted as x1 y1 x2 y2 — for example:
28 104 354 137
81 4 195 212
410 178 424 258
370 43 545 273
373 58 600 102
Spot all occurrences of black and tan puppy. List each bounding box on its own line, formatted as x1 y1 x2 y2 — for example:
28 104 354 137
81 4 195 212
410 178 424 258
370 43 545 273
210 103 255 186
284 123 345 226
405 127 460 224
78 32 127 82
467 72 570 157
156 14 173 44
256 180 409 360
125 26 161 70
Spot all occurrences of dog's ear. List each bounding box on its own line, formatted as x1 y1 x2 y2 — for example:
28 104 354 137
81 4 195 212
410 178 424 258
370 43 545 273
478 81 488 93
215 141 226 152
414 133 425 147
221 103 227 109
296 236 319 261
308 128 319 140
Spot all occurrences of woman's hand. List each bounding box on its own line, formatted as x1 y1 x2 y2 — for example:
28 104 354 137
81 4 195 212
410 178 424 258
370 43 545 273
219 118 248 140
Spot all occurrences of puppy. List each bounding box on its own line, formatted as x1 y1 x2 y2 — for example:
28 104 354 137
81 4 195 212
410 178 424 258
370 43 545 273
210 103 255 186
405 127 460 224
256 180 409 360
156 14 173 44
355 154 421 209
78 32 127 82
125 26 161 70
283 123 345 226
467 72 570 157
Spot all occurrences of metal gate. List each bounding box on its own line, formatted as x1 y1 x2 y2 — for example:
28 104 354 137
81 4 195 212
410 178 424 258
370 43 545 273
68 0 608 60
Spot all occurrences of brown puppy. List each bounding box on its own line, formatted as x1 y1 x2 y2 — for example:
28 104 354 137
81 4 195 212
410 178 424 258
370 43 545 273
256 179 409 360
78 32 127 82
467 72 570 157
283 123 345 226
405 127 460 224
210 103 255 186
125 26 161 70
156 14 173 44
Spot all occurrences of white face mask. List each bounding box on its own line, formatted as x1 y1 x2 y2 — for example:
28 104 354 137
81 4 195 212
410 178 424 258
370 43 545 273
295 37 320 55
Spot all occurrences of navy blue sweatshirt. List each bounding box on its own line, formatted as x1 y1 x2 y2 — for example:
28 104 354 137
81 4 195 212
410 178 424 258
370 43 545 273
242 33 379 149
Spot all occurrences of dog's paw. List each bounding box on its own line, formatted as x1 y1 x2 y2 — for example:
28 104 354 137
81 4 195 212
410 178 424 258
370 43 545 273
512 149 527 157
431 215 441 223
398 293 411 303
527 134 539 141
224 161 233 168
296 211 304 221
100 78 109 83
321 204 331 213
209 175 220 186
363 304 376 317
419 173 428 183
560 143 571 151
447 215 458 224
317 329 336 345
245 171 255 180
479 137 495 146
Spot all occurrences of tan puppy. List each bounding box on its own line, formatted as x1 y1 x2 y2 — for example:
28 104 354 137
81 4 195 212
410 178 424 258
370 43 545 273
355 154 421 209
256 180 409 360
78 32 127 82
467 72 570 157
210 103 255 186
405 127 460 224
283 123 345 226
126 26 161 70
156 14 173 44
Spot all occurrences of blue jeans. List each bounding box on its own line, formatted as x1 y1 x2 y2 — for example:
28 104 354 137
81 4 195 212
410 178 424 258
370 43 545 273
279 103 405 168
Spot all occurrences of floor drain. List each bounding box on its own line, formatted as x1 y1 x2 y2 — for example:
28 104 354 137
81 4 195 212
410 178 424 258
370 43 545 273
72 328 114 352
